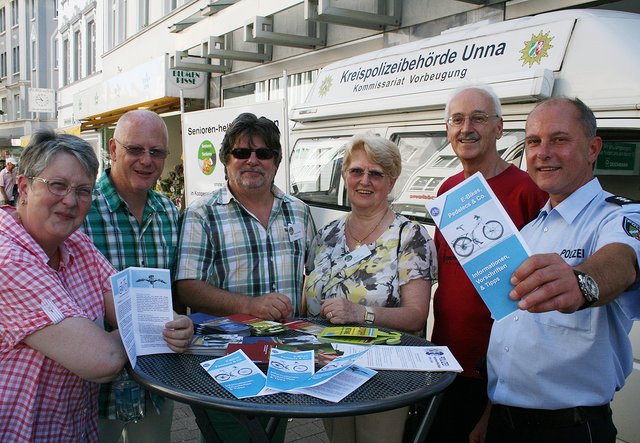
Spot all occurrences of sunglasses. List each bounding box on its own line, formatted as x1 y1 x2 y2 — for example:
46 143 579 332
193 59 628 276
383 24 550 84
230 147 277 160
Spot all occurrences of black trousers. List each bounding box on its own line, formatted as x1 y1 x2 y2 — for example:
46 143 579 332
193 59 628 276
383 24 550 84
425 376 488 443
486 404 617 443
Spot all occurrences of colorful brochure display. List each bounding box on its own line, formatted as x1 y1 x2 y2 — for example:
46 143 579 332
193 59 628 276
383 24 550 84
425 172 531 320
110 267 175 368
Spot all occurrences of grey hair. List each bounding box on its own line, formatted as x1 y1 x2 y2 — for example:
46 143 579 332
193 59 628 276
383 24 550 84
19 128 99 180
531 96 597 138
342 132 402 179
444 84 502 120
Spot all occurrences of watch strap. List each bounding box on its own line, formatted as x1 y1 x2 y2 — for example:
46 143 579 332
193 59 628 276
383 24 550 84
574 270 598 310
364 306 375 324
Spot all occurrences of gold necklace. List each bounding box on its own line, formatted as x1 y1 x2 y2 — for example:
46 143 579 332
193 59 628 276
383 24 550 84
347 209 389 248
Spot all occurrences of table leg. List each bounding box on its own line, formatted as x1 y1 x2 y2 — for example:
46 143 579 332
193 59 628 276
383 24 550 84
191 406 224 443
234 415 283 443
410 392 445 443
191 405 282 443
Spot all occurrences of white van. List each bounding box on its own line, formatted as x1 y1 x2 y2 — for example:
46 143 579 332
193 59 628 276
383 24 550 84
289 8 640 227
288 8 640 442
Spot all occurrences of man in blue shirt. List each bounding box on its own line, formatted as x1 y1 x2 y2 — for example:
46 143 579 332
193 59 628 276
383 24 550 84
475 97 640 443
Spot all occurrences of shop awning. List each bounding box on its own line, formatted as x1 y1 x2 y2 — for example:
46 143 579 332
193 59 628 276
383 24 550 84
80 97 181 131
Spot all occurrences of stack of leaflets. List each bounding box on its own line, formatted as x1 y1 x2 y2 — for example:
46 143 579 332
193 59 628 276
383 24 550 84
282 319 325 336
226 314 289 336
318 326 401 345
186 334 244 356
188 312 252 336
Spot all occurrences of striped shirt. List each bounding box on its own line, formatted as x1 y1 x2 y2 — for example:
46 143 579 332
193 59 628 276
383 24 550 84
82 169 180 419
0 207 115 442
175 184 315 316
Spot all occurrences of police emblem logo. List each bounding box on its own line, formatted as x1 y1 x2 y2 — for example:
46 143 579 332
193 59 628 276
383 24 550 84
623 216 640 241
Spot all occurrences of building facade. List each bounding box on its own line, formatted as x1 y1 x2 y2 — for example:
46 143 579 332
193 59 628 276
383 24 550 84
0 0 57 162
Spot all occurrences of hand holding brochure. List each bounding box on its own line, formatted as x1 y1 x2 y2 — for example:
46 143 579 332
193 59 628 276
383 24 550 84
110 267 175 368
425 172 531 320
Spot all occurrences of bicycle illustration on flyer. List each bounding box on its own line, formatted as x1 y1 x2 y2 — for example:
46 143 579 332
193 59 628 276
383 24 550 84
425 172 531 320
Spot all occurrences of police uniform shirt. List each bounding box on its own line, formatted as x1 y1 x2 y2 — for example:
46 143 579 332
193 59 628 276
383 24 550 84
487 178 640 410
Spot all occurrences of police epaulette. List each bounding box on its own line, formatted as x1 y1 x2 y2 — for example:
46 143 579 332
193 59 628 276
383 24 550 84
606 196 640 205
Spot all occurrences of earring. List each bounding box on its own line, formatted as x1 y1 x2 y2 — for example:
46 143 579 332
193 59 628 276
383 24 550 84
20 199 25 205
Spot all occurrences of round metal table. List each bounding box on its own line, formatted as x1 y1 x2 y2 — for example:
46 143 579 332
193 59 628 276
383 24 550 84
129 321 456 443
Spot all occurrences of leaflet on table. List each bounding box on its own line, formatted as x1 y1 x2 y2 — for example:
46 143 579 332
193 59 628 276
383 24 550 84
264 348 369 392
202 348 370 399
334 344 463 372
292 365 377 403
109 267 174 368
200 350 266 399
425 172 531 321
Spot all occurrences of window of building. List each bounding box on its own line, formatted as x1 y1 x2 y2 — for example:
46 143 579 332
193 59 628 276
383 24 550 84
29 0 34 20
0 8 6 33
31 40 36 70
223 71 318 110
53 0 58 18
14 93 20 119
53 38 58 69
139 0 149 29
87 20 96 74
0 52 6 78
1 97 6 121
63 38 70 85
10 0 17 27
73 29 82 80
11 46 19 74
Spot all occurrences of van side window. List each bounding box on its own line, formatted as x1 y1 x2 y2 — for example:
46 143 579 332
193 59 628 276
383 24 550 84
390 130 524 222
594 132 640 200
290 137 349 207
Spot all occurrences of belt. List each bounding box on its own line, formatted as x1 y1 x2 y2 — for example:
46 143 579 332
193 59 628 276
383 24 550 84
492 404 611 429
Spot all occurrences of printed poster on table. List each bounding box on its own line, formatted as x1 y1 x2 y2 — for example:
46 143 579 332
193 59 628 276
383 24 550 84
425 172 531 320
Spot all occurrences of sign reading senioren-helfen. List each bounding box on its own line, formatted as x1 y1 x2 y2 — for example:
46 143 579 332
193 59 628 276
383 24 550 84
181 101 287 207
28 88 56 113
425 172 531 321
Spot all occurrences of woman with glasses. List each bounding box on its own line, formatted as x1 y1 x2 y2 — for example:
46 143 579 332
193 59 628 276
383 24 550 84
304 132 437 443
0 129 192 442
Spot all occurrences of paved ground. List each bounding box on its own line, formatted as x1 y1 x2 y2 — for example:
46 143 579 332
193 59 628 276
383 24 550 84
170 401 329 443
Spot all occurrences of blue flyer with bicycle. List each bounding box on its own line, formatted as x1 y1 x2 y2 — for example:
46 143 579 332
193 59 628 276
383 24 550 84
425 172 531 320
200 350 266 398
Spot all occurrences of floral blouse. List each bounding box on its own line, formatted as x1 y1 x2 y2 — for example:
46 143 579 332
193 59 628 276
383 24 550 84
304 213 437 316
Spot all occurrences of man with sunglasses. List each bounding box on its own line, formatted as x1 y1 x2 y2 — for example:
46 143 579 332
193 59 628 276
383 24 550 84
82 110 183 443
427 85 547 443
175 112 316 443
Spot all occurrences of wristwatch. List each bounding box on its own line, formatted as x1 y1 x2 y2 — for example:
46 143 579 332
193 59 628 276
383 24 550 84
364 306 375 324
574 269 599 310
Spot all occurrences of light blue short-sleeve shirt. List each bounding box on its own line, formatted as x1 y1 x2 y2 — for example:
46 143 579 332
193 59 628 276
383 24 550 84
488 179 640 409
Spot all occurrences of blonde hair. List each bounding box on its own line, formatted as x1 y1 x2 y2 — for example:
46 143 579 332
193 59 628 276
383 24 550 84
342 133 402 179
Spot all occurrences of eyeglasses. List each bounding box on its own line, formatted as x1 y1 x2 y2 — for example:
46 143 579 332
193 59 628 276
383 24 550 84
346 167 386 181
229 147 277 160
29 177 94 201
114 138 169 159
446 112 500 127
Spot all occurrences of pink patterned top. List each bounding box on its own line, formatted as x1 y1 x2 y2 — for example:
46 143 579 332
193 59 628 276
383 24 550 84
0 207 115 442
